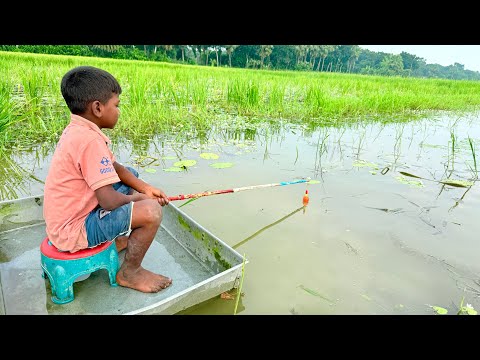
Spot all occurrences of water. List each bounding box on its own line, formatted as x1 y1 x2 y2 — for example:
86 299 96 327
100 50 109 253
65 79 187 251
2 113 480 314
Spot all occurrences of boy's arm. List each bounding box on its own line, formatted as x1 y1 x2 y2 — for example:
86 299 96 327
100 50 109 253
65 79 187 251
113 161 169 206
95 185 149 211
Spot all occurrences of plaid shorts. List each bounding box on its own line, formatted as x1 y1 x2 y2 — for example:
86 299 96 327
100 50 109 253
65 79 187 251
85 166 139 248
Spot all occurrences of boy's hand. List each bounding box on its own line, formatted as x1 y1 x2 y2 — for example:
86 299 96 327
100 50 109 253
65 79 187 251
143 185 170 206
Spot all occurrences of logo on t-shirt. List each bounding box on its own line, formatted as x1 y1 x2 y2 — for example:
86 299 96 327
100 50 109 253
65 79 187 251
99 156 114 174
100 157 110 166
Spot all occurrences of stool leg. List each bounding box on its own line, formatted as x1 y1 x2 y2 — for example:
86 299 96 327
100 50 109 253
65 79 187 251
51 266 75 304
108 248 119 287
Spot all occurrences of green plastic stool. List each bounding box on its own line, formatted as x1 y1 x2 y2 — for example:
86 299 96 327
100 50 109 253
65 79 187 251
40 237 119 305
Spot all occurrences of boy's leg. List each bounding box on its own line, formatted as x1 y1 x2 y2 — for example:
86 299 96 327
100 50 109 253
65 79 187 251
85 202 132 249
116 198 172 293
115 236 129 253
100 165 172 292
113 166 139 252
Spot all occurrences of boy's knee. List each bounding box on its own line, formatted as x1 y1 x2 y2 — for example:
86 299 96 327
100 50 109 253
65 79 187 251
144 199 162 224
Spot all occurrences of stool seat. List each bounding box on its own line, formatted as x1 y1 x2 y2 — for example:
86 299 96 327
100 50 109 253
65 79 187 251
40 237 120 305
40 238 114 260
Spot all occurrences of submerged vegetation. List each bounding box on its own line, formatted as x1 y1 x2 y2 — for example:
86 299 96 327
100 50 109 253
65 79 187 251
2 51 480 151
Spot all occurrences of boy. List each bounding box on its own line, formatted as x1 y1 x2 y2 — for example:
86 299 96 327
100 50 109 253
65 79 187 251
43 65 172 293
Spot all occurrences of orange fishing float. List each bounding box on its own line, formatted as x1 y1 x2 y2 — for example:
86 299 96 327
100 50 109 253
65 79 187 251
302 189 309 206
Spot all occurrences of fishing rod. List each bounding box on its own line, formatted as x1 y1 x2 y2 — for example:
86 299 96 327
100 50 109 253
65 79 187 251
168 177 311 201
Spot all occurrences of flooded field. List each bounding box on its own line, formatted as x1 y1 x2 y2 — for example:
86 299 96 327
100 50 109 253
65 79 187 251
2 113 480 314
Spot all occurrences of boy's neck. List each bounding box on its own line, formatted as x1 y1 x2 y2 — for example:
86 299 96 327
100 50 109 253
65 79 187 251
77 112 102 129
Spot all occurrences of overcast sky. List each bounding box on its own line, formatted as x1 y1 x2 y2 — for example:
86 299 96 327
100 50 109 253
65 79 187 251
359 45 480 72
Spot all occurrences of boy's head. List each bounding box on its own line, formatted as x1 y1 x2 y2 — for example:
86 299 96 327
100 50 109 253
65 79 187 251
61 66 122 115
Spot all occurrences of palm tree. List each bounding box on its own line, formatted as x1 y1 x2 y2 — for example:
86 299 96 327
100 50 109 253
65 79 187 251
90 45 122 53
317 45 336 72
178 45 188 62
226 45 239 67
346 45 361 73
259 45 274 68
294 45 309 66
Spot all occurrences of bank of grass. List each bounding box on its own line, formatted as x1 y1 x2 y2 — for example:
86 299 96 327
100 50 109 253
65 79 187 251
2 50 480 147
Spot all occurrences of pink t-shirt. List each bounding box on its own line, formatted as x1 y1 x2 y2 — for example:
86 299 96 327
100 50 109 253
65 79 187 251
43 114 121 252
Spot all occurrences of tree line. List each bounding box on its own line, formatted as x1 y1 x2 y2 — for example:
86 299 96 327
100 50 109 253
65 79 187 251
2 45 479 81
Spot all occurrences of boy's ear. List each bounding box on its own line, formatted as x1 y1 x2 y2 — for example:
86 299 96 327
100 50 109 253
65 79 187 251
91 100 103 117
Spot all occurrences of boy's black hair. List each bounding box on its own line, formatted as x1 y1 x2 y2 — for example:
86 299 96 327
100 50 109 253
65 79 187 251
60 66 122 114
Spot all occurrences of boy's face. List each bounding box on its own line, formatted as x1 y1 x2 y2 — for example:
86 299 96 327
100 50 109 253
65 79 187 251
99 93 120 129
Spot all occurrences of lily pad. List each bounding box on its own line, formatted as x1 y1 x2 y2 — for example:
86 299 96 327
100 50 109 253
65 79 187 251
162 156 177 160
431 306 448 315
199 152 220 160
162 167 184 172
307 179 321 185
174 160 197 167
144 168 157 173
353 160 379 169
210 162 234 169
459 304 478 315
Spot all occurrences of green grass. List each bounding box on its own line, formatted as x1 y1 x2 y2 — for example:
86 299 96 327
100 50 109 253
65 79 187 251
2 50 480 148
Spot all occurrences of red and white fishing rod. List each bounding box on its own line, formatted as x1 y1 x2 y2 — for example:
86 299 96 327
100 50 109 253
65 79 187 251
168 177 311 201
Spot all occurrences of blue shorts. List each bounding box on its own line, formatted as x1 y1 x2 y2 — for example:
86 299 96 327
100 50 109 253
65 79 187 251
85 166 139 248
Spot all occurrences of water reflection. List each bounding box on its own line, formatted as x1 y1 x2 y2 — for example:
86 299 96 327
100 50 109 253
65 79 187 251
0 148 46 200
233 205 305 249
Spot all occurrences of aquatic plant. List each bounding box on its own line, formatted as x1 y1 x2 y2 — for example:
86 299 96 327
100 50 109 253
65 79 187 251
199 152 219 160
398 171 473 188
449 130 456 171
429 296 477 315
4 51 480 146
467 136 477 179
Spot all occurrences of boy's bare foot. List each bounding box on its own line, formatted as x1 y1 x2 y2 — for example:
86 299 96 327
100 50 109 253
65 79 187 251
115 236 128 252
116 266 172 293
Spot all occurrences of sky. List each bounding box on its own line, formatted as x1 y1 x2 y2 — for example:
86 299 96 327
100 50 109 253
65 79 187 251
359 45 480 72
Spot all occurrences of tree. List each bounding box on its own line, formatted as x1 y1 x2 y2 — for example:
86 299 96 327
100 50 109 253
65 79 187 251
225 45 239 67
379 54 405 76
400 51 425 76
178 45 188 62
211 45 223 66
316 45 336 71
258 45 274 68
346 45 361 73
294 45 309 65
90 45 121 53
269 45 296 69
308 45 321 70
232 46 260 68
